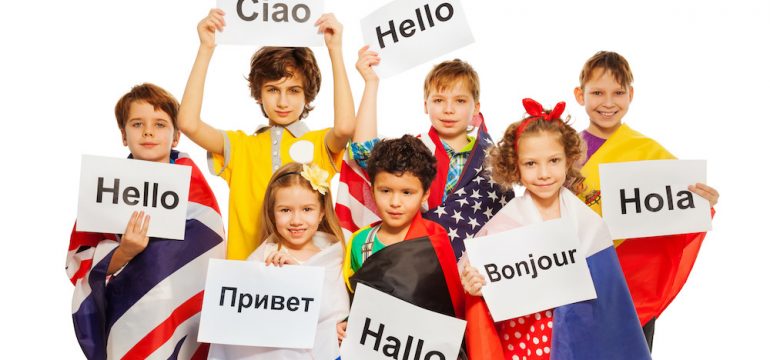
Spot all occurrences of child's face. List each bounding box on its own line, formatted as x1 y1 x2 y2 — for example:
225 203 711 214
574 68 634 137
517 131 568 205
424 80 480 141
372 171 429 234
121 101 179 163
260 70 307 126
273 185 324 250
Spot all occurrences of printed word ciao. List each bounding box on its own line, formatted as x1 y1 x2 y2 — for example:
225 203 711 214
376 2 454 48
236 0 311 23
219 286 315 313
484 250 578 282
620 186 695 214
96 178 179 210
360 317 447 360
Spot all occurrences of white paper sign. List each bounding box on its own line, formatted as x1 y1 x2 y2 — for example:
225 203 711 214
340 284 466 360
216 0 324 46
199 259 325 348
464 219 597 322
76 155 191 240
599 160 711 239
360 0 474 77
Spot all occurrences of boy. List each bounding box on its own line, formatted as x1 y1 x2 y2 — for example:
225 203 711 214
178 9 356 259
573 51 720 350
66 83 225 359
343 135 465 327
336 49 514 261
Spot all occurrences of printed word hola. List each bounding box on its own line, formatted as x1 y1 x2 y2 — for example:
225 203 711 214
620 186 695 215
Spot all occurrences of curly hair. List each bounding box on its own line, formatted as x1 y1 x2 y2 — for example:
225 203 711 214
367 135 437 192
258 162 345 248
248 47 321 120
488 113 586 194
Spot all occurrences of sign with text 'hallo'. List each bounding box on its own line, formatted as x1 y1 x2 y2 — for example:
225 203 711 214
199 259 325 348
464 219 597 322
76 155 191 240
360 0 474 77
599 160 711 239
216 0 324 46
340 284 466 360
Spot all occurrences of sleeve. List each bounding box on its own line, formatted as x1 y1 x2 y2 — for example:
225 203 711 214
348 138 381 170
343 233 362 293
305 128 344 174
207 130 242 183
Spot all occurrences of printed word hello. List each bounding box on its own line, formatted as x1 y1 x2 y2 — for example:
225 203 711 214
376 2 454 48
96 178 179 210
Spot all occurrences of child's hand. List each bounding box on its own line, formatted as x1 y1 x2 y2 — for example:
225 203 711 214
265 250 298 267
198 8 225 49
315 13 342 51
118 211 150 258
336 321 347 345
688 182 720 208
356 45 380 83
460 258 486 297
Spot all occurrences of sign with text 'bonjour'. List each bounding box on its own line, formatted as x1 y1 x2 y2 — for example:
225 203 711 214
216 0 324 46
76 155 191 240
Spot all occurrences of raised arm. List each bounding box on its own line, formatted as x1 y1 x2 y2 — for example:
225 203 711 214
177 9 226 155
353 45 380 142
316 13 356 154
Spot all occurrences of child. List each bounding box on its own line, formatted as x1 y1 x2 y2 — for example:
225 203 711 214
460 98 651 360
208 162 349 360
336 49 514 260
177 9 356 260
66 83 225 359
341 135 466 352
573 51 719 349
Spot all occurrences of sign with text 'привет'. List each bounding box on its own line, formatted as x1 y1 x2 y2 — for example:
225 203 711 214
360 0 474 77
216 0 324 46
464 219 597 322
199 259 325 348
340 284 466 360
76 155 191 240
599 160 711 239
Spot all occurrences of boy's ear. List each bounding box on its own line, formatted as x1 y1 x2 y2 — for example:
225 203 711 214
573 87 585 105
421 188 431 204
424 100 428 114
628 85 634 103
172 129 181 148
121 129 128 146
473 101 480 115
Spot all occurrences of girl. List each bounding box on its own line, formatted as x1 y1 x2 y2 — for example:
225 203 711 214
461 99 651 360
208 162 349 360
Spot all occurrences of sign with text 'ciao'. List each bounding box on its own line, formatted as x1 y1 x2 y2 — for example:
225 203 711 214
464 219 597 322
340 284 466 360
216 0 324 46
76 155 191 240
199 259 325 348
360 0 474 77
599 160 711 239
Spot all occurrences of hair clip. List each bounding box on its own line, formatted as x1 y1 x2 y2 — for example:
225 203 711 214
300 163 330 195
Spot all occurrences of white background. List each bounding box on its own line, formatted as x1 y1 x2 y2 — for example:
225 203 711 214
1 0 766 358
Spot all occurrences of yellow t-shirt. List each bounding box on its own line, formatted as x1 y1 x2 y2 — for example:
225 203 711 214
209 124 343 260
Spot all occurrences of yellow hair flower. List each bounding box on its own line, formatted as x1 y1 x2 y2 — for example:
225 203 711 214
300 163 330 195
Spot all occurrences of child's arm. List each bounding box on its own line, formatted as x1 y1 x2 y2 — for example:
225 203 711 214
177 9 227 155
353 45 380 143
107 211 150 275
689 182 719 207
316 13 356 154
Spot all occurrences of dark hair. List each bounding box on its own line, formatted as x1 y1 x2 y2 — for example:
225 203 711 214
367 135 437 192
423 58 480 102
114 83 179 130
248 47 321 120
489 113 586 194
579 51 634 89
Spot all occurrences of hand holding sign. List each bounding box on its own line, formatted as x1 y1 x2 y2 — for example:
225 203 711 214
689 182 720 207
315 13 342 50
460 257 485 296
356 45 381 83
120 211 151 258
199 8 226 49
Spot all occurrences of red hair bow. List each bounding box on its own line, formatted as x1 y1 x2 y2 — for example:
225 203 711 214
514 98 567 151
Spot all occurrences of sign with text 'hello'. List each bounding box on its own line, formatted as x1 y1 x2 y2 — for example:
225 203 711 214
76 155 191 240
464 219 597 322
216 0 324 46
599 160 711 239
360 0 474 77
340 284 465 360
199 259 325 348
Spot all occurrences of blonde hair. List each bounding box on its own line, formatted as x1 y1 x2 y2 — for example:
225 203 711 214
258 163 345 248
423 59 480 102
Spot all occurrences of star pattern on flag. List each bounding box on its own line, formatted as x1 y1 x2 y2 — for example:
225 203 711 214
451 210 463 224
434 206 447 218
470 189 482 199
447 227 459 241
471 201 482 213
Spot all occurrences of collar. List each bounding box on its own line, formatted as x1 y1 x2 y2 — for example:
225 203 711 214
255 121 310 138
440 136 476 156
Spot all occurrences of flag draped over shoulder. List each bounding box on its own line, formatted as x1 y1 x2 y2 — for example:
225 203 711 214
579 124 711 326
334 114 514 261
465 189 651 360
66 151 225 360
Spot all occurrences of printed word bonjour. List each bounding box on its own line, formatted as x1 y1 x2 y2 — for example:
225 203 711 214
96 177 179 210
360 317 448 360
484 250 578 282
236 0 311 23
376 2 454 48
219 286 315 313
620 186 695 215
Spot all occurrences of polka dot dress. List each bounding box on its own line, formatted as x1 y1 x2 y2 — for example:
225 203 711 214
498 309 553 359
